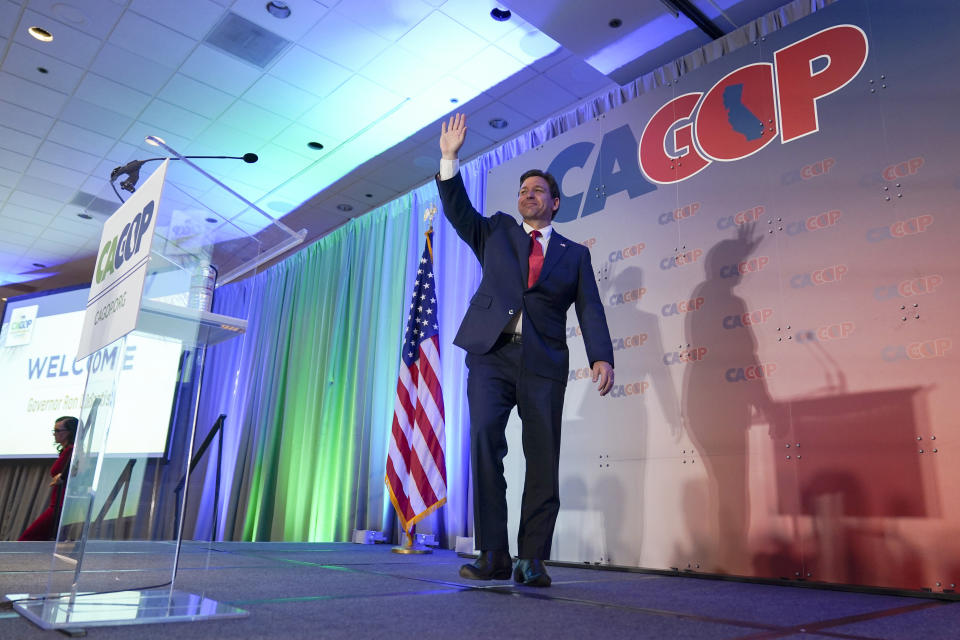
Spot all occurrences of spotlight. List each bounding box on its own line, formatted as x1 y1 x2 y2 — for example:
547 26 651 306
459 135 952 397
28 26 53 42
266 1 291 19
488 118 509 129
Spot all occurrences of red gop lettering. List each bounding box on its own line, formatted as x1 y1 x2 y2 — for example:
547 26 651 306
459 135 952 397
735 206 765 225
816 321 855 341
800 157 836 179
639 25 867 184
639 93 712 184
890 215 934 237
882 157 924 181
907 339 952 360
775 25 869 143
696 63 778 161
812 264 848 285
897 274 943 297
806 210 841 230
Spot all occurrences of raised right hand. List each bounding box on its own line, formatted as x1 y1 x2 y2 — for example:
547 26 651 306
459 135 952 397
440 113 467 160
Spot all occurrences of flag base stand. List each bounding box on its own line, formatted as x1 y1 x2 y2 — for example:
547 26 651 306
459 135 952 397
391 543 431 555
391 532 432 555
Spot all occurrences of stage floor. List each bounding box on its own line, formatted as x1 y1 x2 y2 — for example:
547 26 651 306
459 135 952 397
1 541 956 639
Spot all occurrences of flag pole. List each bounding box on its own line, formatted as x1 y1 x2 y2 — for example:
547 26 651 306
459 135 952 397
389 202 445 555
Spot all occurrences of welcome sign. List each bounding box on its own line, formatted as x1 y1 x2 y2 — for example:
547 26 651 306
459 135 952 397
77 160 168 361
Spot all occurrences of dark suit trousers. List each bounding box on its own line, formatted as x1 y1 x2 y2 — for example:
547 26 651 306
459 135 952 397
466 336 567 560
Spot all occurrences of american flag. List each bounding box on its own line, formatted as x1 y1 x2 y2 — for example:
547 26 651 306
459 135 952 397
386 229 447 536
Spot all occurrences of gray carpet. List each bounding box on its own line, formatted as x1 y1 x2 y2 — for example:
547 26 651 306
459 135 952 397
1 542 956 639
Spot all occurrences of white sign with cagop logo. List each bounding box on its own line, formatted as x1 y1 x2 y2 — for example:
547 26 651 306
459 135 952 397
77 160 168 361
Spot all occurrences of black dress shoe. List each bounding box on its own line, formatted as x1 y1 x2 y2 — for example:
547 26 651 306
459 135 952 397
513 558 551 587
460 550 512 580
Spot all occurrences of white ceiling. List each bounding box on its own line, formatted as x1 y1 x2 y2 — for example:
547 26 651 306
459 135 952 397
0 0 784 299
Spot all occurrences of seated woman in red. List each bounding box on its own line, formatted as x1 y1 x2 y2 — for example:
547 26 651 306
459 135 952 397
19 416 78 541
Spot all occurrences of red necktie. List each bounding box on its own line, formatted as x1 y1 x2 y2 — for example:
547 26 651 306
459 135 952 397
528 229 543 288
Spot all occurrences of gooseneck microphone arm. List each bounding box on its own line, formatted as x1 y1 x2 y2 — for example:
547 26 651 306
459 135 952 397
109 153 259 200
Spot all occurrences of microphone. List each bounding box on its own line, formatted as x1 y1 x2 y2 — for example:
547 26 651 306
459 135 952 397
110 153 259 194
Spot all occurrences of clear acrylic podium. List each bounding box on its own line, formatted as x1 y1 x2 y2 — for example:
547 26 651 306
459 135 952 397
10 138 305 630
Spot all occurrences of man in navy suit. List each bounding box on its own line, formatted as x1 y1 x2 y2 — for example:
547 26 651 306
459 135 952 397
437 113 614 587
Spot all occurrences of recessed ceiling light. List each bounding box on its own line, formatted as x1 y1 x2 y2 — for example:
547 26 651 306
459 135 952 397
450 97 459 103
266 1 291 19
609 18 623 28
33 263 46 269
28 26 53 42
77 213 93 220
37 67 49 74
364 193 373 198
307 141 324 150
205 217 218 224
336 203 354 212
489 118 509 129
490 8 511 21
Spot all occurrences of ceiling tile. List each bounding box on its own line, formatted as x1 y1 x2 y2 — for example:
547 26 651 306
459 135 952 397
15 9 103 67
455 45 528 93
0 99 54 138
130 0 225 40
89 43 177 95
219 100 292 140
180 44 262 96
269 45 351 98
0 2 19 39
496 22 561 65
192 123 269 157
0 216 45 237
440 0 523 42
0 227 36 247
0 72 68 117
15 176 78 204
23 159 87 190
157 73 236 120
243 74 318 120
8 188 67 215
46 121 118 157
75 73 152 119
0 166 19 188
3 42 85 94
543 55 615 99
298 11 390 71
0 148 31 173
25 0 125 39
481 65 537 99
120 121 190 155
35 141 102 174
360 45 446 96
0 125 41 158
396 11 487 71
59 97 134 140
34 226 83 246
466 100 536 142
231 0 330 41
28 238 79 258
335 0 432 42
140 99 213 140
338 177 400 206
271 122 341 156
498 73 577 120
299 75 404 141
109 11 197 68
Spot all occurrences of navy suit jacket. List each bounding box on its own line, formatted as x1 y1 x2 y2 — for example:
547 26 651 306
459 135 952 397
437 172 614 382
